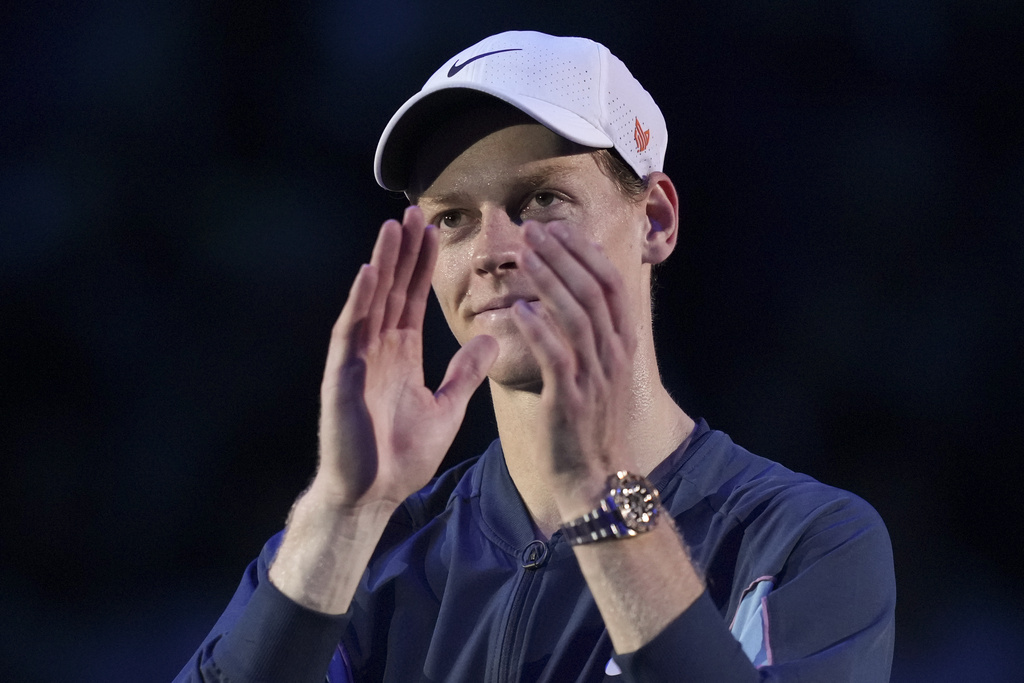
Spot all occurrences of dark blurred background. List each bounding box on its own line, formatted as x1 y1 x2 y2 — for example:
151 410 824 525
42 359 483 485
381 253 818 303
2 1 1022 681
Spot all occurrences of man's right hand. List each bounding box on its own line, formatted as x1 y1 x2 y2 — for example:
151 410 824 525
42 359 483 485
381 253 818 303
314 205 497 511
268 206 497 614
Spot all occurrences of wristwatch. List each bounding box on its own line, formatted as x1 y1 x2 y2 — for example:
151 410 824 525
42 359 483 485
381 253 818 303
559 471 661 545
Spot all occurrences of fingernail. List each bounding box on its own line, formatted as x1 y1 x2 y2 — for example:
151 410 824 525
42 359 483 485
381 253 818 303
549 223 569 240
513 299 534 316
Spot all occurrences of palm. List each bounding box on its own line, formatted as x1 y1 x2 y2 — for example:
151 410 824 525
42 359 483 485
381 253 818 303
338 333 454 502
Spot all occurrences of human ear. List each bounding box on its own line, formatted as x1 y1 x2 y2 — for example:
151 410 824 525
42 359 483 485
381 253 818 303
641 172 680 265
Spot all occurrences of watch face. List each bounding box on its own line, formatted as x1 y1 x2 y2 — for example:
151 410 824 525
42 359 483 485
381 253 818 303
612 473 660 533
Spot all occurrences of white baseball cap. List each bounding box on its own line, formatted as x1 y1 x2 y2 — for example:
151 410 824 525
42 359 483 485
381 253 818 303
374 30 667 191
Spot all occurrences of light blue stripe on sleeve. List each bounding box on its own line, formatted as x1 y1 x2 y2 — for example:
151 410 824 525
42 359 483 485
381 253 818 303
730 578 774 668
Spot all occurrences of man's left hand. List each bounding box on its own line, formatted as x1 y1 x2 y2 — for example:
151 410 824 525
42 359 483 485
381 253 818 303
511 219 638 516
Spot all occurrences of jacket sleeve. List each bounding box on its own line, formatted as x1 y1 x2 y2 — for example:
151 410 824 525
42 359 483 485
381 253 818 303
172 531 349 683
613 492 896 682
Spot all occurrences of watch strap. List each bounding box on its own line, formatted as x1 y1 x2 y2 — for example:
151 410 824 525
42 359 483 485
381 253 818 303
561 500 629 545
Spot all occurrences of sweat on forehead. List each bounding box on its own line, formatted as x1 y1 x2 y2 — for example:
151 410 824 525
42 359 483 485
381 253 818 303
407 98 589 199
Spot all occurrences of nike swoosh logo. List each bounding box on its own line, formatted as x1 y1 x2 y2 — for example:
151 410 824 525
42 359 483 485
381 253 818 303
447 48 522 77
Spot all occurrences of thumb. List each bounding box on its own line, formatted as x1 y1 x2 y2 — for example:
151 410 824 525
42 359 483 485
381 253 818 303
434 335 499 417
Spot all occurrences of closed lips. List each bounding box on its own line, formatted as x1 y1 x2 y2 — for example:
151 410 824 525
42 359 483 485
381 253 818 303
474 296 538 314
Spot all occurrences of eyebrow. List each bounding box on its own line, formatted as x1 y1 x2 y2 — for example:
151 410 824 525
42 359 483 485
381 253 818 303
416 161 581 207
515 165 577 189
416 189 467 208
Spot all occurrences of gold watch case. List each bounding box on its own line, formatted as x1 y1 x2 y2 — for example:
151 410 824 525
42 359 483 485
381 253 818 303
607 471 660 535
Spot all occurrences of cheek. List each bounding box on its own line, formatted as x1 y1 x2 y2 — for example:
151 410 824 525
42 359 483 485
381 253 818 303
431 252 463 317
588 199 644 257
434 247 459 282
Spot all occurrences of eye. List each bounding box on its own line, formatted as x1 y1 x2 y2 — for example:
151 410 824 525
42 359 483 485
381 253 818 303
437 210 466 229
519 192 564 221
530 192 558 209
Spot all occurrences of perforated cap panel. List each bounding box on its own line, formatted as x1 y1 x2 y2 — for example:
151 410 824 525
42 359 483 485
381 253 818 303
375 31 667 191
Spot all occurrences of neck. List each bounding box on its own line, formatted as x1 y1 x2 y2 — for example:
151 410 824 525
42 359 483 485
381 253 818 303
489 337 694 537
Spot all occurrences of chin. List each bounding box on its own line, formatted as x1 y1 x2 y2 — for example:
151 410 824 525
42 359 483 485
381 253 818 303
485 346 544 392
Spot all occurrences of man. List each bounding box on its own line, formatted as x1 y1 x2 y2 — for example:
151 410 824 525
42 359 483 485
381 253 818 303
176 31 895 682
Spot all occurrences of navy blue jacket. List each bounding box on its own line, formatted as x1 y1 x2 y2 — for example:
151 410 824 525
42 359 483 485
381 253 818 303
175 420 895 682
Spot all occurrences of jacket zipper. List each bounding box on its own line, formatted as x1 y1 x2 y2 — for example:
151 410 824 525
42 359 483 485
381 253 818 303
493 564 540 682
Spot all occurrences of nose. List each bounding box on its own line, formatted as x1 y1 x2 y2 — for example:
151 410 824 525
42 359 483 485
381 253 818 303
473 206 522 276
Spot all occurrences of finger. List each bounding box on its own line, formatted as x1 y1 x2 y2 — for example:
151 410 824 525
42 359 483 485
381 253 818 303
433 334 499 423
382 206 427 330
518 225 601 370
546 222 634 346
324 264 379 392
365 219 403 340
510 298 577 387
525 221 616 333
398 222 438 331
533 221 636 374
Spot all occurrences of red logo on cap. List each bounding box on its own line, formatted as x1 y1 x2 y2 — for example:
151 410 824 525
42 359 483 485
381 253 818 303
634 118 650 153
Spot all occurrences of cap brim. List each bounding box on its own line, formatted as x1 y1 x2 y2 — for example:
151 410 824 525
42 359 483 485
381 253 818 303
374 84 615 191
